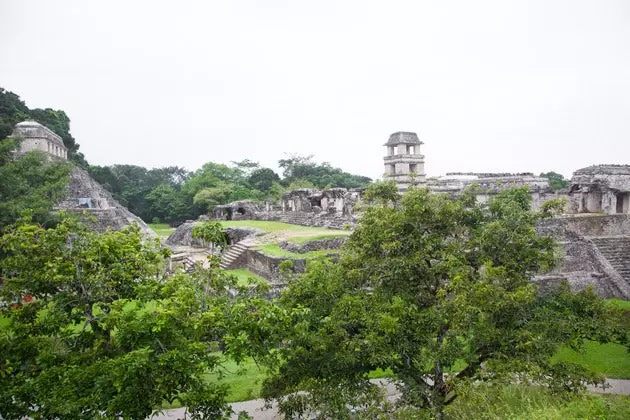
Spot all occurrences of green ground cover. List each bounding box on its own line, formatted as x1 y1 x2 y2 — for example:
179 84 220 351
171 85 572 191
226 269 268 286
446 384 630 419
219 220 343 233
553 341 630 379
607 298 630 313
254 243 338 259
148 223 176 238
286 232 350 244
204 356 265 402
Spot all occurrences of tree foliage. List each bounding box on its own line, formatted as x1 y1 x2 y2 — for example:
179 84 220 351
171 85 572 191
235 187 624 418
192 221 228 250
0 87 87 166
0 215 244 419
0 137 71 230
278 154 372 189
540 171 569 190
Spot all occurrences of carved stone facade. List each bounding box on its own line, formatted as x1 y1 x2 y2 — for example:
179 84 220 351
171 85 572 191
12 120 68 160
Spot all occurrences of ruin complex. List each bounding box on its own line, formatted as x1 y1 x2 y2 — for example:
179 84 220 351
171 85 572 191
204 134 630 299
12 120 68 160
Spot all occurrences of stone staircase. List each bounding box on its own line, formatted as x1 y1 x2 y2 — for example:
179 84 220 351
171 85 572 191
590 236 630 283
220 240 252 270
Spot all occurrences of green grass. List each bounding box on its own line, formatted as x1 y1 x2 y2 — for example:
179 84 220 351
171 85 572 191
226 269 268 286
205 356 266 402
255 243 339 259
606 298 630 310
287 232 350 244
551 299 630 379
446 383 630 419
553 341 630 379
219 220 343 233
148 223 176 238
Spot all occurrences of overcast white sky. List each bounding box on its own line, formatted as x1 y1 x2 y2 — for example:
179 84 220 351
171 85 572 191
1 0 629 179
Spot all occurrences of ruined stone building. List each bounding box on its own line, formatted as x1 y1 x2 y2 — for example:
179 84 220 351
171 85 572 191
567 165 630 215
427 172 556 210
10 121 154 237
12 120 68 160
383 131 426 191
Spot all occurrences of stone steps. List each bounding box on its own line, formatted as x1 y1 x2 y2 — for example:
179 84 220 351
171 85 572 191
219 242 251 270
590 236 630 284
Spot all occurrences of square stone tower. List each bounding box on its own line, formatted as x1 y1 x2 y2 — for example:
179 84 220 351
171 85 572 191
383 131 425 191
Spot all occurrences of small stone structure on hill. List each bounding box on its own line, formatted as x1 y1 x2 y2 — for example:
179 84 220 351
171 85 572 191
12 120 68 160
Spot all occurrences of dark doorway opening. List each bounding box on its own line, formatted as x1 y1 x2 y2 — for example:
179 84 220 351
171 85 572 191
617 193 629 214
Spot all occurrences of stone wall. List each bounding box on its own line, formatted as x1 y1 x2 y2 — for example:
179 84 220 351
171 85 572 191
279 237 347 254
536 215 630 299
166 222 263 248
246 249 306 282
538 214 630 237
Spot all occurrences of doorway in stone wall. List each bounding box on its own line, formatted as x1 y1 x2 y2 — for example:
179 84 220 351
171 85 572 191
616 193 630 214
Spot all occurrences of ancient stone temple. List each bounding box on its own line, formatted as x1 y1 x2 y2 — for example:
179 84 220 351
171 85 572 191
12 120 68 160
383 131 426 191
567 165 630 215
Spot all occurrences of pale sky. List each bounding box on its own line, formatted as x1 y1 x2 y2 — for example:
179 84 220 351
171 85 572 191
1 0 629 179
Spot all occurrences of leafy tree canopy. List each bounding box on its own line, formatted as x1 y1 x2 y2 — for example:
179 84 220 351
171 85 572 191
235 186 625 419
0 137 71 230
0 215 249 419
279 154 372 189
540 171 569 190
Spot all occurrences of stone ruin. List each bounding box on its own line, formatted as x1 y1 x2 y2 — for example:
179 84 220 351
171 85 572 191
567 165 630 215
9 121 155 237
212 189 363 230
383 131 426 191
55 167 156 237
12 120 68 160
427 172 556 210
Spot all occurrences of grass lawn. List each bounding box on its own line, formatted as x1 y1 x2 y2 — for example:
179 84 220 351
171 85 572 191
148 223 176 238
446 384 630 419
255 243 339 259
552 298 630 379
205 356 266 402
287 232 350 244
553 341 630 379
227 269 268 286
219 220 346 234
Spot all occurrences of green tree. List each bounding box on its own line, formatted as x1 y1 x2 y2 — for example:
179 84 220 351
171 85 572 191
0 88 29 141
540 171 569 190
248 168 281 192
0 215 238 419
278 154 372 189
192 221 228 250
0 137 71 230
193 185 233 213
236 186 624 418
